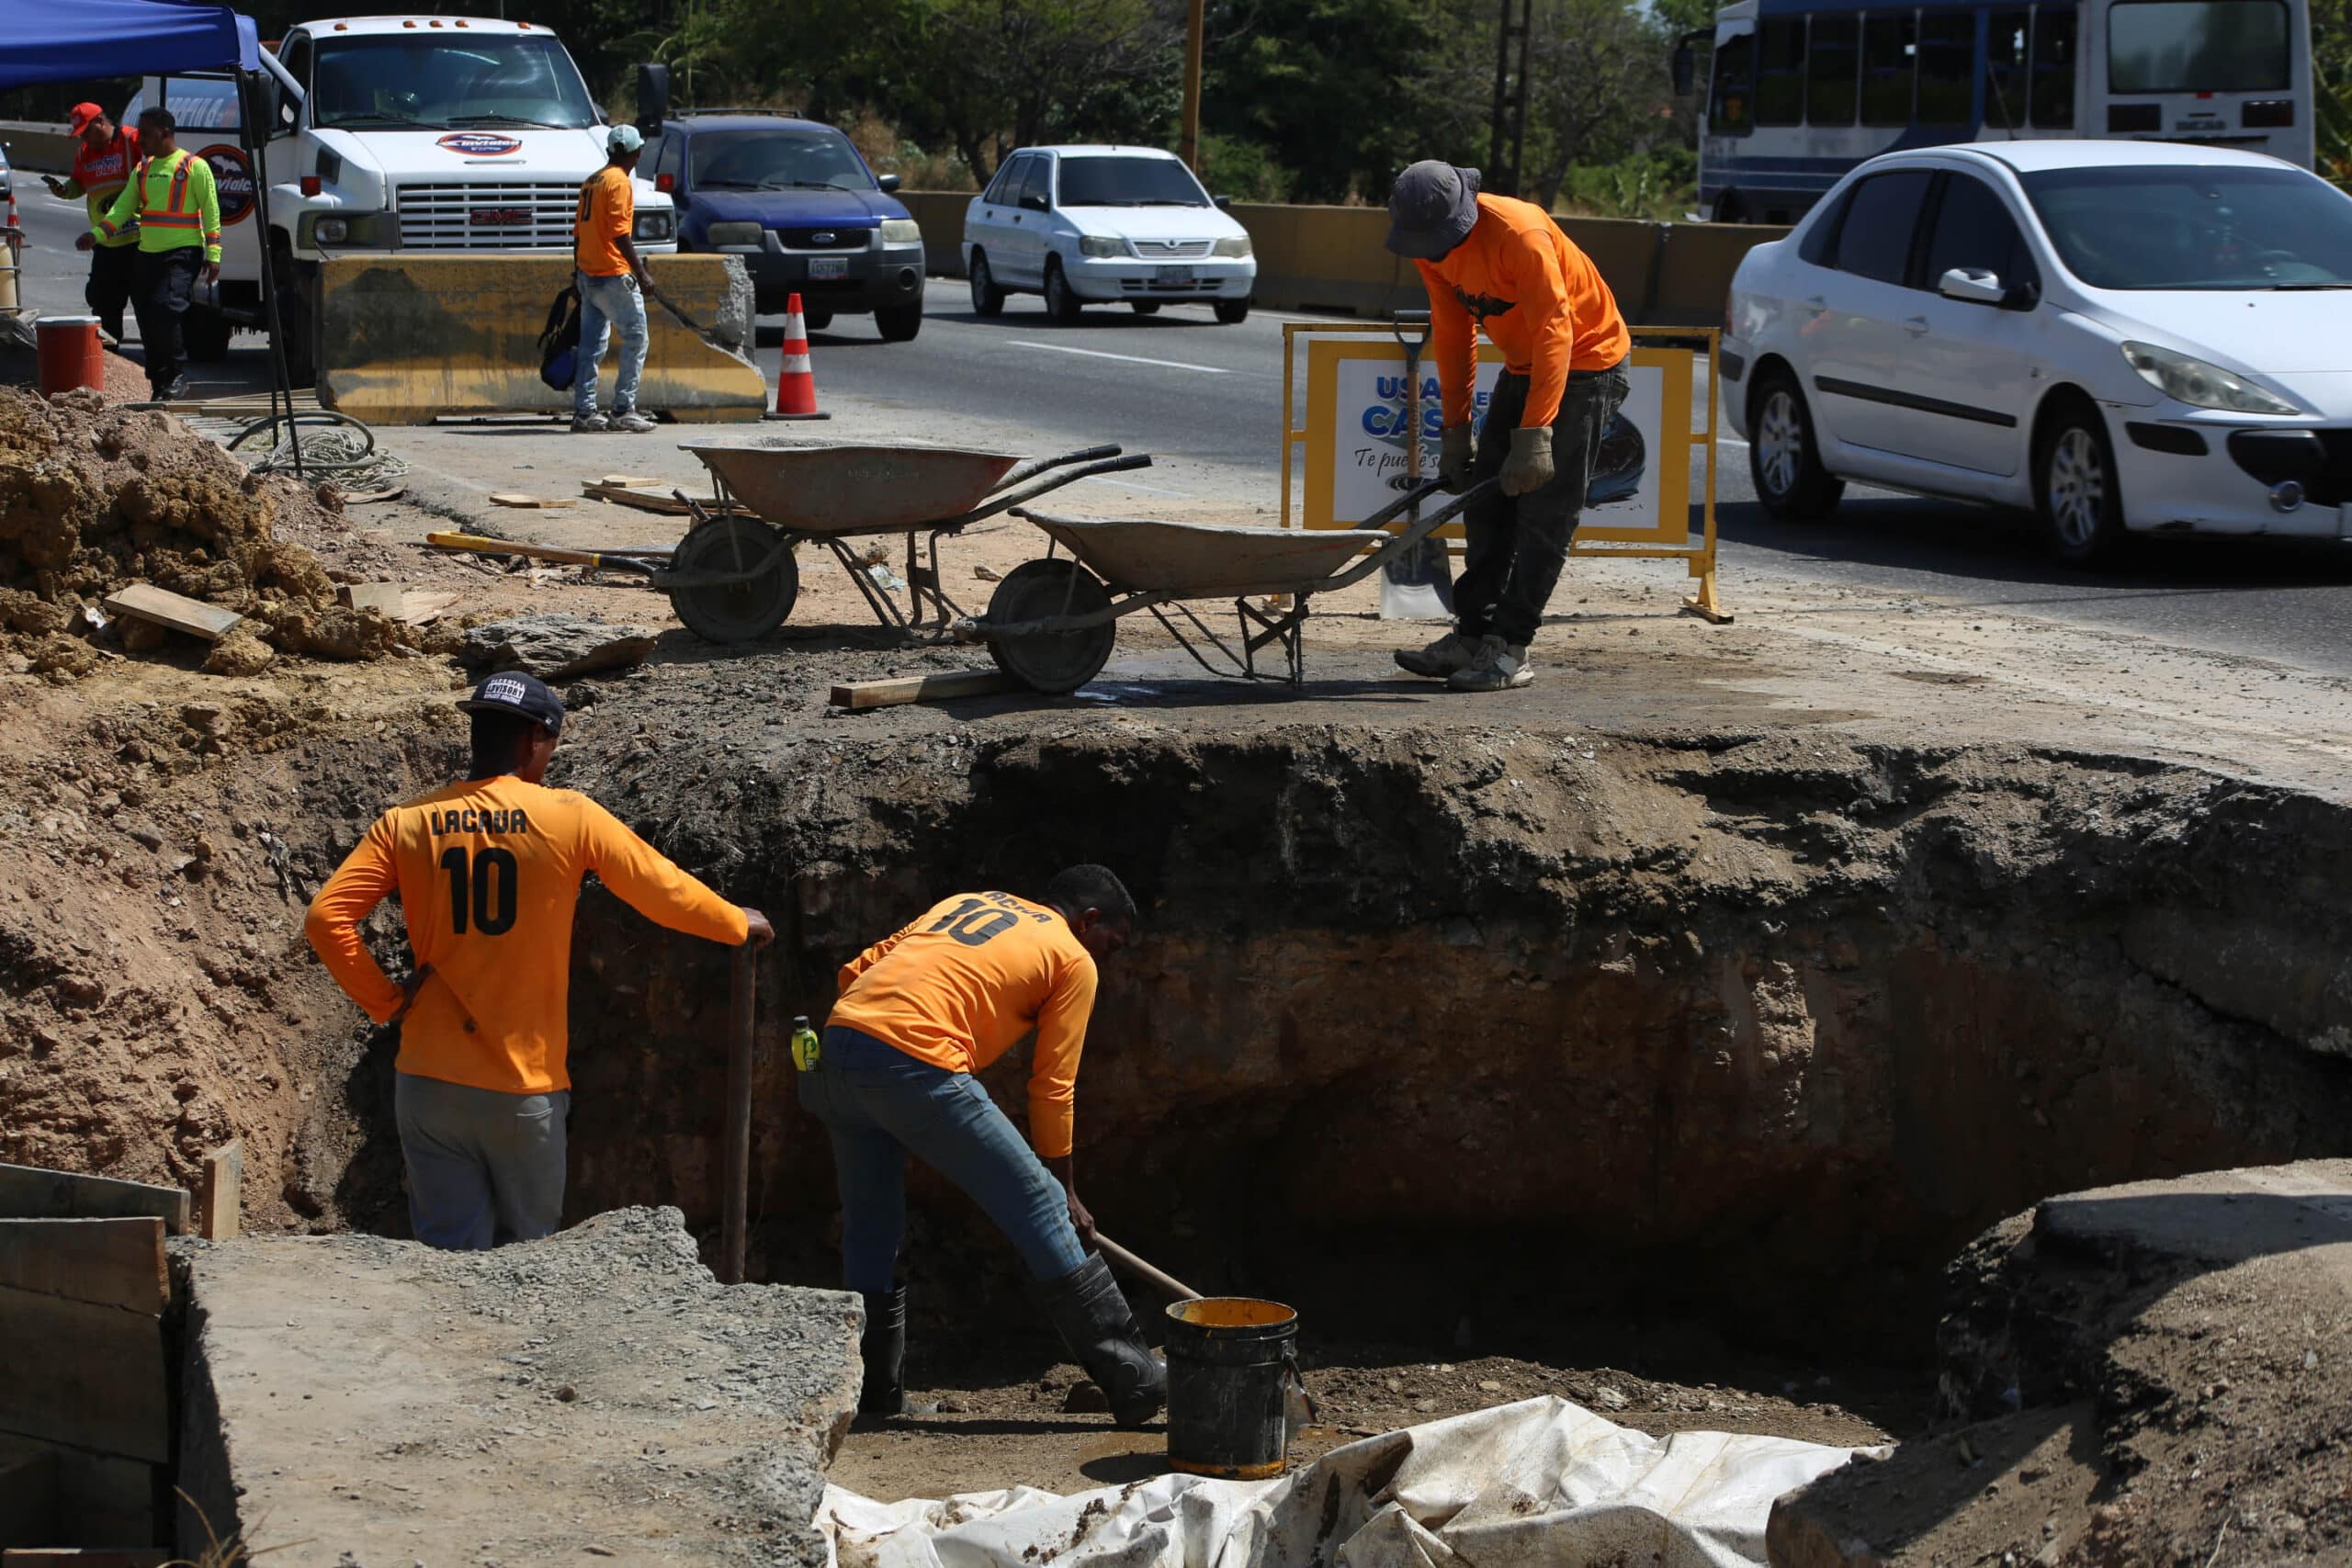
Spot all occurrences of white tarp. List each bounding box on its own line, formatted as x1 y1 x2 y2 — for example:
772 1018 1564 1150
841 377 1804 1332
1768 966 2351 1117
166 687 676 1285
820 1395 1866 1568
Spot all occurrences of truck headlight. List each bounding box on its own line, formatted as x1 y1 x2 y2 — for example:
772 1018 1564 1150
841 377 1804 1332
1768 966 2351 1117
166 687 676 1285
878 218 922 244
315 218 348 244
635 210 675 243
303 210 389 247
707 221 765 248
1079 236 1128 259
2120 341 2299 416
1213 235 1253 258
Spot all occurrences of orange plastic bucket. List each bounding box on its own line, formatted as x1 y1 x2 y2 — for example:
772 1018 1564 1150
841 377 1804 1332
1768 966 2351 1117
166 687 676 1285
37 316 103 396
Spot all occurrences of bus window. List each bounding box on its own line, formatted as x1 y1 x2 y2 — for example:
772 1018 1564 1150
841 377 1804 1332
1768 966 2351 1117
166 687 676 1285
2108 0 2290 93
2031 6 2076 127
1833 169 1935 284
1985 9 2029 129
1917 11 1975 123
1712 30 1756 134
1861 13 1917 125
1758 17 1806 125
1809 16 1860 124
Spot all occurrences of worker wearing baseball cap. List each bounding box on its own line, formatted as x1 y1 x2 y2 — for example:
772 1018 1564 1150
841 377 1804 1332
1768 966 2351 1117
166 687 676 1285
570 124 654 434
1384 161 1631 693
41 104 141 344
306 671 775 1249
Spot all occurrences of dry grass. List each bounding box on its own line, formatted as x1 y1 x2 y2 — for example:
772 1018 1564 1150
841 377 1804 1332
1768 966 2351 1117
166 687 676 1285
162 1488 308 1568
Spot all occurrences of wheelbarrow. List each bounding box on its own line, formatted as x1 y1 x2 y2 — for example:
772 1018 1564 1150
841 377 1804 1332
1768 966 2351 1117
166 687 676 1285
962 477 1500 694
658 439 1152 643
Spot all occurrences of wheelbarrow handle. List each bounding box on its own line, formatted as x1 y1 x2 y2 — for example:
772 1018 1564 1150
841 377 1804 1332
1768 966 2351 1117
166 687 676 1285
941 451 1154 530
1000 444 1124 490
1320 476 1502 596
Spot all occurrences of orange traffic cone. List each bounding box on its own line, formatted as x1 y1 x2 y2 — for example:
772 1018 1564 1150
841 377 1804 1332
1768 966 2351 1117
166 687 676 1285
766 292 829 421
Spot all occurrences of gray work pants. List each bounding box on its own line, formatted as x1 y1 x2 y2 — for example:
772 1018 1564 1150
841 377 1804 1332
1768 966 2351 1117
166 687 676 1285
393 1070 569 1250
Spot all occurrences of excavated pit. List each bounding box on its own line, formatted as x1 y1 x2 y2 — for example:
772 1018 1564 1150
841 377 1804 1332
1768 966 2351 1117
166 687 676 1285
506 715 2352 1365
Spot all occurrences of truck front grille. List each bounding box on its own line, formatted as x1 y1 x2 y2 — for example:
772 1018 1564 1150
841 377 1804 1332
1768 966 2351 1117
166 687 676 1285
394 184 583 250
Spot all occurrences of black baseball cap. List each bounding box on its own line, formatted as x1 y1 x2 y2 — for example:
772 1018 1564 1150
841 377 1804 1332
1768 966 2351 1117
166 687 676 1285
1385 161 1482 260
458 671 565 734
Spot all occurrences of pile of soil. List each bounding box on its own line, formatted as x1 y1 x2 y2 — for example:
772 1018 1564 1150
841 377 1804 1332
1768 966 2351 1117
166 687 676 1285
0 386 447 679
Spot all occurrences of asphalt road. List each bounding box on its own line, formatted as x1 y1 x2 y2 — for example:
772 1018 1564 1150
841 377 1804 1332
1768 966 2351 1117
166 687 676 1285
18 177 2352 675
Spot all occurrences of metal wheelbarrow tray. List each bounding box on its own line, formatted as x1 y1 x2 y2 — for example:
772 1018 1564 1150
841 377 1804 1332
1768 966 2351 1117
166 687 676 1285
653 440 1151 643
965 477 1498 694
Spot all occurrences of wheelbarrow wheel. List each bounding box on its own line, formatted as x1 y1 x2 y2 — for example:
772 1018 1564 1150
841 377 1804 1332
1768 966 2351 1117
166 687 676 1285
986 559 1116 694
668 516 799 643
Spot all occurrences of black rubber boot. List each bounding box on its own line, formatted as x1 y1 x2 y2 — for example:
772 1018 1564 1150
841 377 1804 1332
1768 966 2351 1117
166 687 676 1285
1041 1254 1167 1428
859 1286 906 1416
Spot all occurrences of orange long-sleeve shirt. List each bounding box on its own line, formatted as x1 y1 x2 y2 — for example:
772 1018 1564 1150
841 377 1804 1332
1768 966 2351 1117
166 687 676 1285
1416 193 1630 431
828 892 1098 1158
305 774 749 1095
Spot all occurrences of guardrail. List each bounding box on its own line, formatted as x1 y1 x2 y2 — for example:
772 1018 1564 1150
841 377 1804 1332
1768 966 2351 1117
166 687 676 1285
897 190 1791 328
0 121 78 175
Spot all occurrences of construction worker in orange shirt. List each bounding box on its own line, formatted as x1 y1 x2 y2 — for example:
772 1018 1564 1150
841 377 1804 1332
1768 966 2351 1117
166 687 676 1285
1385 161 1632 693
800 869 1164 1427
306 671 774 1249
41 102 140 344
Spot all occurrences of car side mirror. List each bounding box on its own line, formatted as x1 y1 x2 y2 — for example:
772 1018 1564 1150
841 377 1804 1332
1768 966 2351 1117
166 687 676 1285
1215 194 1233 210
877 173 901 193
1938 266 2008 306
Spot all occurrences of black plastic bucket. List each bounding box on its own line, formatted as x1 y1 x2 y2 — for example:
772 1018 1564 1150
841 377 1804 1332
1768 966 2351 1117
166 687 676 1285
1164 1296 1300 1479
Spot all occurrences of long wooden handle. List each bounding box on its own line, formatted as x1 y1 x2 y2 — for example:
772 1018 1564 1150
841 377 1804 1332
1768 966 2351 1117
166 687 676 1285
427 531 606 567
1093 1232 1202 1302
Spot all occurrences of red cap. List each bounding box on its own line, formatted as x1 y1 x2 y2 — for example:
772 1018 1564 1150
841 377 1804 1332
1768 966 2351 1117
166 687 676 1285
67 103 105 135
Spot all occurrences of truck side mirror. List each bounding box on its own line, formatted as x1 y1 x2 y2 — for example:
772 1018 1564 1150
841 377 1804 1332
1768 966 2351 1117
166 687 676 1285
637 63 671 137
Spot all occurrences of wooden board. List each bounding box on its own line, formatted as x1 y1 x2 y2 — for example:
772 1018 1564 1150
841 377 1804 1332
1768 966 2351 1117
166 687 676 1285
490 492 573 509
0 1220 164 1315
595 473 665 488
582 482 736 515
398 589 462 626
98 586 240 644
0 1287 168 1462
197 1143 241 1243
0 1440 57 1548
335 582 404 616
0 1166 187 1236
3 1551 169 1567
10 1444 155 1551
829 670 1009 712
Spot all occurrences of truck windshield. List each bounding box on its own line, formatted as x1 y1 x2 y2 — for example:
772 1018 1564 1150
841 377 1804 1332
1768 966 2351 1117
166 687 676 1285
689 130 875 190
1056 156 1209 208
2107 0 2290 93
311 35 598 130
2023 164 2352 288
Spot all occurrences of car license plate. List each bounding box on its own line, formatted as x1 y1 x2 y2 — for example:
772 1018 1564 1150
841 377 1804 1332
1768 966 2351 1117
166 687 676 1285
1159 265 1194 283
808 255 849 280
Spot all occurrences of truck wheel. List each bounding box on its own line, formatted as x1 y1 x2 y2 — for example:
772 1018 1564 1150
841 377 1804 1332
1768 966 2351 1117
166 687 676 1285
876 304 923 343
1043 260 1084 324
268 239 317 388
182 305 233 363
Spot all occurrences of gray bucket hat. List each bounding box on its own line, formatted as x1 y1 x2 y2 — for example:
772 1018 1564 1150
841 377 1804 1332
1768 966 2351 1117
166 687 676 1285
1385 162 1482 260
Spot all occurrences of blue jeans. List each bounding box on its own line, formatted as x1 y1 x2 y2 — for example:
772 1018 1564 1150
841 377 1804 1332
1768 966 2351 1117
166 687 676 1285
393 1070 569 1250
798 1026 1088 1296
574 269 647 420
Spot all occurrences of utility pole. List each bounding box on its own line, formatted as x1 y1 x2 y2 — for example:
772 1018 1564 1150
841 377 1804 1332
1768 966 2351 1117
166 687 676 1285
1179 0 1205 171
1485 0 1533 196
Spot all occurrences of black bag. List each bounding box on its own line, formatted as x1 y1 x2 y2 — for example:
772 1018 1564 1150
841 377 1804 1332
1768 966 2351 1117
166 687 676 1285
537 285 582 392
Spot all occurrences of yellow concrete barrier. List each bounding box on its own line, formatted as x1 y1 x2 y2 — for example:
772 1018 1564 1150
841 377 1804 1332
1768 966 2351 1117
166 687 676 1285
316 253 766 426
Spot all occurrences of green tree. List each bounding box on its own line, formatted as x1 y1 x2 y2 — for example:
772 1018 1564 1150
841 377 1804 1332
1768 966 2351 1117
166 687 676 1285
1519 0 1674 209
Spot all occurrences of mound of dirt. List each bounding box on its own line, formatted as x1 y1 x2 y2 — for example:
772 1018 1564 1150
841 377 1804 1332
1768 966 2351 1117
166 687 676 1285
0 387 436 676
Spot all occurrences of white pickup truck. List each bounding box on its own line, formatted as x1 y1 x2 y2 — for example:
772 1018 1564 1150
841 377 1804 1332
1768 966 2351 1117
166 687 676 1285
136 14 674 383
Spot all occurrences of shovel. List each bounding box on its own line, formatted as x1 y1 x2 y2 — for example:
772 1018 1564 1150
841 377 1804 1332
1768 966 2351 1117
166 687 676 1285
641 277 757 367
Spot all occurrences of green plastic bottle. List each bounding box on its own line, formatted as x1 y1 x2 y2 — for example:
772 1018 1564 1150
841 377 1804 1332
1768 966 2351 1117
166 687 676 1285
790 1015 821 1072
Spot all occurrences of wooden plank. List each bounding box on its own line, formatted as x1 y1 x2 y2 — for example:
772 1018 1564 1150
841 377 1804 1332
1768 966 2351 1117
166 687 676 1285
0 1221 164 1315
19 1443 155 1550
334 582 405 617
196 1143 241 1243
0 1287 167 1462
0 1167 187 1236
489 492 573 509
3 1552 169 1567
829 670 1009 712
98 586 241 645
595 473 665 488
398 589 462 626
582 483 736 515
0 1439 57 1548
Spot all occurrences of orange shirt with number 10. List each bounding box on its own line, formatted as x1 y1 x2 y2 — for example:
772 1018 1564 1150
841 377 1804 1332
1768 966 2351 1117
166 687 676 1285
306 774 748 1096
574 165 635 277
828 892 1099 1158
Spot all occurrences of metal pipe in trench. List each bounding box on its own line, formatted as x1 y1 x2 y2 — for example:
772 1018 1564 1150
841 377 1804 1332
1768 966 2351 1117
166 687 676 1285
720 943 756 1284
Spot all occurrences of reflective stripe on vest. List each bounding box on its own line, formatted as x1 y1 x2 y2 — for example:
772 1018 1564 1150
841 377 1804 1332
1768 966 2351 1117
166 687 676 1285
133 155 202 229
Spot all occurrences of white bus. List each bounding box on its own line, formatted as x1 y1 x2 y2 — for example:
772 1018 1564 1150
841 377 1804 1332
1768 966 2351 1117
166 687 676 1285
1679 0 2314 223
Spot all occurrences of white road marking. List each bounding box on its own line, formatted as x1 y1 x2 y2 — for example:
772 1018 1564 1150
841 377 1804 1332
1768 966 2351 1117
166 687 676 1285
1077 473 1195 500
1005 341 1230 375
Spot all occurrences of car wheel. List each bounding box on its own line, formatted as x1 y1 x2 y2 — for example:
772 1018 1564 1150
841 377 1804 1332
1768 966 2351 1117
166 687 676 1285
1214 298 1251 325
1044 260 1084 324
1129 300 1161 315
1748 370 1843 520
876 304 923 343
968 251 1006 317
802 306 835 332
2035 398 2126 566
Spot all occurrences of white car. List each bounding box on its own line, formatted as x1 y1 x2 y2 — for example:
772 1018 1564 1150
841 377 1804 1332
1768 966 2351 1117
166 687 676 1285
963 145 1255 324
1723 141 2352 563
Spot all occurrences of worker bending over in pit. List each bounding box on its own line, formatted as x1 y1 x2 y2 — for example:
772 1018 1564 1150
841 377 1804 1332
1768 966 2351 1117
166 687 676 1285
801 868 1164 1427
1385 160 1631 693
306 672 774 1250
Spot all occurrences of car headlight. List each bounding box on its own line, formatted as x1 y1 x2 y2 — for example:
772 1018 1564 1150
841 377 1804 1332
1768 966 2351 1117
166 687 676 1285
878 218 922 244
1079 235 1128 259
2120 341 2299 416
1213 235 1252 258
635 210 675 243
707 220 765 248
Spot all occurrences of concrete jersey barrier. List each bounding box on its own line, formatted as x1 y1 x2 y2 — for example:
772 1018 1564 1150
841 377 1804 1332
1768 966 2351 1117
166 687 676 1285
897 189 1792 329
0 121 78 177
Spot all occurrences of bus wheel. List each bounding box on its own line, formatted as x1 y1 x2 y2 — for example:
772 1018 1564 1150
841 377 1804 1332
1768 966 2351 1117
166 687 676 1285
1715 192 1745 224
1749 370 1843 521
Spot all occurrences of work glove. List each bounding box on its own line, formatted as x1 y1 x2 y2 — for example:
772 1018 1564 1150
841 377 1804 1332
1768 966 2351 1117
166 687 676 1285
1501 426 1555 497
1438 423 1474 490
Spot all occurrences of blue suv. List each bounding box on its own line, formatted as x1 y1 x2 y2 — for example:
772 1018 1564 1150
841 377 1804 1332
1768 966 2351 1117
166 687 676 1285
644 112 927 341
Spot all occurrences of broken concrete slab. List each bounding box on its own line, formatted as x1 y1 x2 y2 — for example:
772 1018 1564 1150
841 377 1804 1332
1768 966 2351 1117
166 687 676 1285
175 1206 860 1566
459 612 659 682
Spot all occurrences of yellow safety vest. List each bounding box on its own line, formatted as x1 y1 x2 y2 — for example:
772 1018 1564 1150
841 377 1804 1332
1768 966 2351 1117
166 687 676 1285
95 150 222 265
